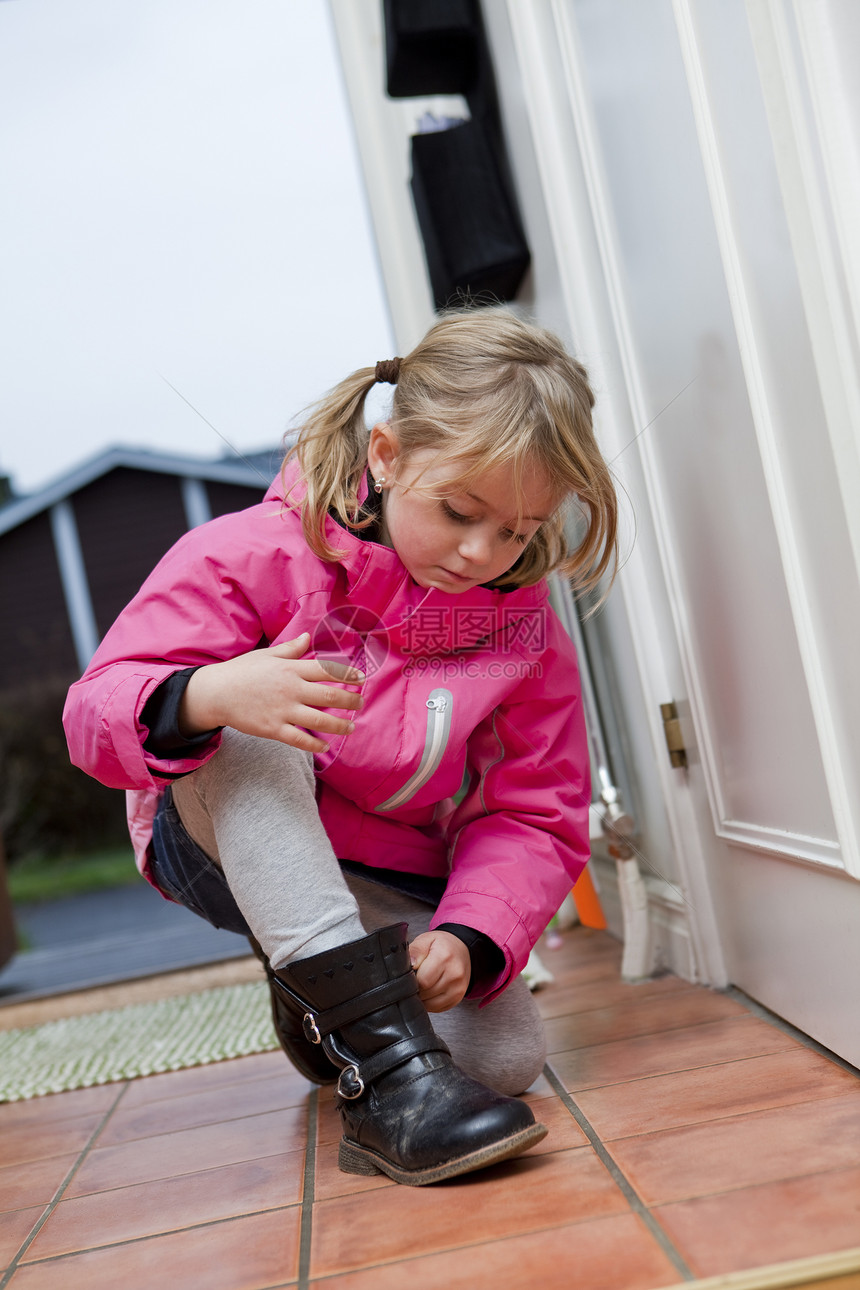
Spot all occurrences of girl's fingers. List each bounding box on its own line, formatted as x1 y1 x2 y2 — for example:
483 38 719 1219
313 657 366 685
282 652 365 686
419 982 466 1013
413 941 470 1012
415 961 461 1003
267 639 366 686
277 726 331 754
291 677 364 713
270 704 357 745
311 685 365 712
294 708 357 737
268 634 311 659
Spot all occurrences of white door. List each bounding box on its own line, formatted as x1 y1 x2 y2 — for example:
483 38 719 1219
328 0 860 1066
491 0 860 1065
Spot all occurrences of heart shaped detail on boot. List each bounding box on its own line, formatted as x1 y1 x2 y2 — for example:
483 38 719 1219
363 953 375 963
307 974 317 985
324 968 335 979
342 961 354 971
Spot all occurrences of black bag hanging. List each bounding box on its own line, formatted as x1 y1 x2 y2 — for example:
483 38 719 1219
383 0 531 307
410 119 530 308
384 0 479 97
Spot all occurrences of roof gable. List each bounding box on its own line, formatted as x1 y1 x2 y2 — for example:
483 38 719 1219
0 444 281 537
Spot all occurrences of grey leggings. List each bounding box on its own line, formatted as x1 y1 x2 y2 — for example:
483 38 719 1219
170 728 546 1095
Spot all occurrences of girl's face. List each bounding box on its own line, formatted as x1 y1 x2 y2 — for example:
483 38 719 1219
367 426 558 593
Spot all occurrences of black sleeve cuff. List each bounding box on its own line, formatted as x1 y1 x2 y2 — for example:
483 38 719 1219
437 923 506 994
141 668 222 758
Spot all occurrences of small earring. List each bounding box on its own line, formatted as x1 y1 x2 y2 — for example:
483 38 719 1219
373 476 386 494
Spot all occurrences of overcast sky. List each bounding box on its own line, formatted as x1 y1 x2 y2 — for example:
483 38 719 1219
0 0 394 495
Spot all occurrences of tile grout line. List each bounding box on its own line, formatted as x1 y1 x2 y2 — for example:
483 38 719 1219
11 1141 308 1208
7 1207 301 1272
542 1062 697 1282
296 1087 318 1290
61 1097 311 1160
0 1080 132 1288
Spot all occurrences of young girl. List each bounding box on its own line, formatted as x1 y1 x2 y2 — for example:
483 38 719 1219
64 308 617 1187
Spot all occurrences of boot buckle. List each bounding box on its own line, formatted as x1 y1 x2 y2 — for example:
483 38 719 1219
337 1064 365 1100
302 1012 322 1045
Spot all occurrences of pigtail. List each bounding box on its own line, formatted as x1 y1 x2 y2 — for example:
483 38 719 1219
282 367 378 561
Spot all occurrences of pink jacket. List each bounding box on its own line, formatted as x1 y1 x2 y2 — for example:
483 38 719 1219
63 463 591 998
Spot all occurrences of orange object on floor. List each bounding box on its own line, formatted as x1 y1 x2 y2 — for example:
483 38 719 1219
573 866 607 929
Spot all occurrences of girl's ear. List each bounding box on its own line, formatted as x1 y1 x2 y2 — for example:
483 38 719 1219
367 422 401 480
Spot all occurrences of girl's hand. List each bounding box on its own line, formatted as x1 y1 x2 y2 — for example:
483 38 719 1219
178 633 365 753
409 930 471 1012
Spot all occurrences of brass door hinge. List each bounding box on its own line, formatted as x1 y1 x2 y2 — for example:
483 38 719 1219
660 702 687 768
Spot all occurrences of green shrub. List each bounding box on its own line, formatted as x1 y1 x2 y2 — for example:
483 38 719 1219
8 847 141 904
0 676 128 862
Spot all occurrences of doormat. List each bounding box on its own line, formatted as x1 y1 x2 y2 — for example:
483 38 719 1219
0 982 278 1102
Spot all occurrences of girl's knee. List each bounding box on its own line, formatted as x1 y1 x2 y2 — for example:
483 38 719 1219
485 1000 547 1095
480 1040 546 1097
432 979 547 1096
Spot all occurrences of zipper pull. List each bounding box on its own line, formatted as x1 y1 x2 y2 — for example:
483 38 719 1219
426 695 448 713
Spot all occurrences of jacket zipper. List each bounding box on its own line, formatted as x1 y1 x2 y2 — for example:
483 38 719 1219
374 688 454 812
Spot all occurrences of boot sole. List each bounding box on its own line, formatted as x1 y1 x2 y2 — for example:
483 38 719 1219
338 1121 548 1186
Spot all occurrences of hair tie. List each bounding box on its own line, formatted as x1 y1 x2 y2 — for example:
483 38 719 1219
374 357 401 385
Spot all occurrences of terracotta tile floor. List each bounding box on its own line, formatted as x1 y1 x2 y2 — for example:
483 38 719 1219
1 927 859 1289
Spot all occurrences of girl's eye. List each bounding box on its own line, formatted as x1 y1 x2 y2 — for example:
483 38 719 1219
444 501 530 544
442 501 471 524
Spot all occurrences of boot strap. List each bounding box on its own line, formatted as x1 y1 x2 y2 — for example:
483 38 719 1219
272 971 419 1043
336 1032 451 1100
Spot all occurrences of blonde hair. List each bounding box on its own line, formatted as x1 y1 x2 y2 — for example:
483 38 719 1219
283 308 617 595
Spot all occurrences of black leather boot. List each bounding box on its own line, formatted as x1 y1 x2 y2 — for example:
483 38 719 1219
272 922 547 1185
246 936 339 1085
